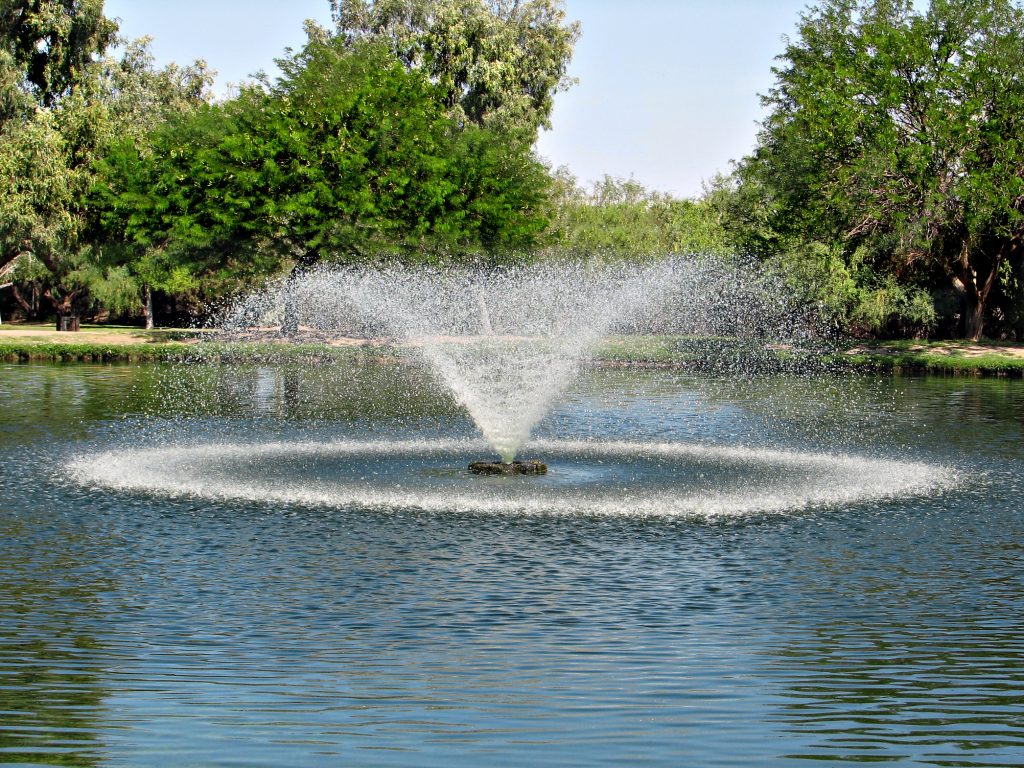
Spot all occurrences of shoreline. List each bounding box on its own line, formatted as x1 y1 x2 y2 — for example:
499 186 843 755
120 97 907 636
2 326 1024 377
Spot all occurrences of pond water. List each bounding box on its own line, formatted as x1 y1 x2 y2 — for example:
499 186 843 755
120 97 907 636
1 361 1022 766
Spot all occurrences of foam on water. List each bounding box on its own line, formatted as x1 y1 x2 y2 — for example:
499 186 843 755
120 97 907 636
68 438 957 518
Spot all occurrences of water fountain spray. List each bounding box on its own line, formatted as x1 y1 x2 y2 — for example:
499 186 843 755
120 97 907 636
231 260 680 472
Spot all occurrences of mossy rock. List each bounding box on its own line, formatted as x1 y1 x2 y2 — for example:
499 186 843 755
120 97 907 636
468 460 548 476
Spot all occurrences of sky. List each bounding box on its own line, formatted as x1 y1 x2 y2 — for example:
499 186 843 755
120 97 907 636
105 0 814 199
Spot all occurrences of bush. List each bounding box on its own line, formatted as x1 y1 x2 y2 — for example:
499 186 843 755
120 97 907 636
849 281 936 338
769 242 936 338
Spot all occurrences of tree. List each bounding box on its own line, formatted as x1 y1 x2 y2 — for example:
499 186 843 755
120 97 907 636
546 172 729 260
738 0 1024 339
91 97 279 307
96 34 553 335
0 0 117 109
96 34 551 279
0 108 80 322
330 0 579 134
0 0 115 277
86 39 213 328
1 1 212 329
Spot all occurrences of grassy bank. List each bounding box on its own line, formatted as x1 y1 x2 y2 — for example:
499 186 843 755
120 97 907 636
0 324 400 364
2 324 1024 376
839 339 1024 377
0 339 398 364
598 336 1024 376
596 336 822 371
0 340 189 362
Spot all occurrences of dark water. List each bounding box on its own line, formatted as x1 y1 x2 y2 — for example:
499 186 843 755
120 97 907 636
0 361 1022 766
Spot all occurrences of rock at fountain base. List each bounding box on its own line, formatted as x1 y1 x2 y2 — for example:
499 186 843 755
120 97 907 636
469 460 547 476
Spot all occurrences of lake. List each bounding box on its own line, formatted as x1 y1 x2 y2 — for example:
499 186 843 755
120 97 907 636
1 361 1022 766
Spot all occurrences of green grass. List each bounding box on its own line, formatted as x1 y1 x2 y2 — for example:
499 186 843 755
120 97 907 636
0 339 398 364
838 344 1024 376
2 330 1023 376
594 335 832 373
0 322 206 341
0 341 189 363
596 335 681 364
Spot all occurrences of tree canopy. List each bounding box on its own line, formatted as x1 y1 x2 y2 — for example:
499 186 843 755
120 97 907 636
732 0 1024 339
0 0 212 326
330 0 579 133
0 0 117 110
3 1 563 329
94 32 553 295
546 172 728 260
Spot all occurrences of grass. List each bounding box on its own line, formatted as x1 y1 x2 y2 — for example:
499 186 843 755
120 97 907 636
0 341 402 364
0 322 203 341
0 340 191 363
591 336 1024 376
595 335 836 374
1 323 1023 376
596 335 681 364
838 340 1024 376
0 323 399 363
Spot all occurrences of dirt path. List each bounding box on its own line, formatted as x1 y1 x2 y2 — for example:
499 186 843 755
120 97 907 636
847 342 1024 358
0 327 187 344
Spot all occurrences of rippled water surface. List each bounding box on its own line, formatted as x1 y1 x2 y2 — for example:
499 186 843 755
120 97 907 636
1 361 1023 766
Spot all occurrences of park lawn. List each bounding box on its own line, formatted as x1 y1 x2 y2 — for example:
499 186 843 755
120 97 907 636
1 323 1024 375
0 323 202 343
839 339 1024 375
596 336 1024 376
0 323 402 363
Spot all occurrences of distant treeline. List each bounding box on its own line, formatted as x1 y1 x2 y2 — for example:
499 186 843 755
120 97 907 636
2 0 1024 339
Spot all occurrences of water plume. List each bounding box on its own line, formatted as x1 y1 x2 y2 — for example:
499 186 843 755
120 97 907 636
219 257 821 462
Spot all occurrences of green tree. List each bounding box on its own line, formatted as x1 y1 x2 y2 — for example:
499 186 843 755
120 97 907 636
0 0 115 277
96 33 551 292
330 0 579 134
91 97 280 307
546 172 728 260
0 0 117 109
737 0 1024 339
0 1 211 328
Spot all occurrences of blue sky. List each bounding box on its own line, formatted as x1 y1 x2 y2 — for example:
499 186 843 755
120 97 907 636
105 0 813 198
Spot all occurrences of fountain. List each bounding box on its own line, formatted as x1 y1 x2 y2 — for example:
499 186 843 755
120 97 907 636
326 261 680 470
469 460 547 475
223 259 756 467
69 256 957 516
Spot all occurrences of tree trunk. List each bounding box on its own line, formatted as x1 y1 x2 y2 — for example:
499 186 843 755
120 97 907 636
951 244 1006 342
281 263 309 339
280 253 320 339
963 295 985 341
477 292 494 335
49 291 80 332
0 241 30 272
10 284 32 315
143 284 154 330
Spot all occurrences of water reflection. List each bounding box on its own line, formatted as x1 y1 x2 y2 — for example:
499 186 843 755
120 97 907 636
769 616 1024 765
0 508 110 766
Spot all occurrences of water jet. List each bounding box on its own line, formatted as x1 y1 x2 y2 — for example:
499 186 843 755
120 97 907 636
222 260 688 466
